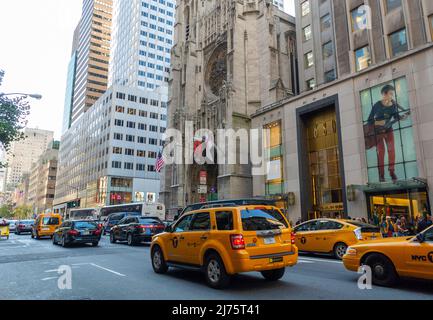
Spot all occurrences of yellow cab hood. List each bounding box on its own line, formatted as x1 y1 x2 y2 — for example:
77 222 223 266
356 236 413 247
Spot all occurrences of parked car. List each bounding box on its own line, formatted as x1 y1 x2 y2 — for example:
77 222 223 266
111 216 165 245
7 220 17 233
31 213 63 239
151 205 298 289
15 220 35 235
53 220 102 247
103 212 141 235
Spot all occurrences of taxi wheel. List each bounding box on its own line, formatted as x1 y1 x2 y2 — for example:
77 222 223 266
261 268 286 281
204 253 231 289
52 235 57 245
365 254 398 287
333 242 348 260
151 246 168 274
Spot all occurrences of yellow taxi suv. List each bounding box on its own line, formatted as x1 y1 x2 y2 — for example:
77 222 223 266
150 205 298 289
294 219 382 260
31 213 62 240
343 225 433 287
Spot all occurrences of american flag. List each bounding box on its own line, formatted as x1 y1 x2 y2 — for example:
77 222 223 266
155 150 165 173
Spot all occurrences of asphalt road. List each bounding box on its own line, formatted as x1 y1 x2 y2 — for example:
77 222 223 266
1 233 433 300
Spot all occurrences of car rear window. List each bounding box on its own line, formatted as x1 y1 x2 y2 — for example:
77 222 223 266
23 220 34 225
241 209 288 231
42 217 60 225
138 218 162 224
74 221 97 229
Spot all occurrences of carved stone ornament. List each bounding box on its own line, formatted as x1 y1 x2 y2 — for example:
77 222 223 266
205 44 227 97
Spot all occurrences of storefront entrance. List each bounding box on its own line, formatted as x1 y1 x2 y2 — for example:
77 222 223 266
366 188 430 224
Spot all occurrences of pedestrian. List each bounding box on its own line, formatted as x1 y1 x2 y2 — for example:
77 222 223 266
417 213 433 233
381 216 396 238
397 216 409 236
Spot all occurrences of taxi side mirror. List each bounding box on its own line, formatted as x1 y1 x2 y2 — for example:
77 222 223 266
416 233 425 243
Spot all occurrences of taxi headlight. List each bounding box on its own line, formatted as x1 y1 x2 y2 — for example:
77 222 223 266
354 227 363 240
346 247 357 256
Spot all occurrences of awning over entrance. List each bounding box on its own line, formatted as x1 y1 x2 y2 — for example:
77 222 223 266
351 178 428 193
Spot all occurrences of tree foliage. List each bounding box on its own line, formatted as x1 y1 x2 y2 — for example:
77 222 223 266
13 205 33 220
0 204 13 218
0 70 31 167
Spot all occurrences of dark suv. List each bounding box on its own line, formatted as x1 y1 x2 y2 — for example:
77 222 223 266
103 212 141 235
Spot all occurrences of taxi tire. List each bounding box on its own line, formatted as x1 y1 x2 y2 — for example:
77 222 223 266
333 242 348 260
151 245 168 274
204 253 231 289
261 268 286 281
364 254 398 287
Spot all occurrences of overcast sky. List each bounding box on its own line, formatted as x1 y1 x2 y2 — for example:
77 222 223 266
0 0 295 140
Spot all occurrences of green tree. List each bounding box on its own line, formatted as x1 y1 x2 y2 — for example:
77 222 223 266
0 70 31 167
13 205 33 220
0 204 13 218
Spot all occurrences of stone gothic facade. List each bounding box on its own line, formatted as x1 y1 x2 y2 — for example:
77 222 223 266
160 0 296 215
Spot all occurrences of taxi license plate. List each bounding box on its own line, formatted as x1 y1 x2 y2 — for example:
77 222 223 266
43 228 50 231
264 237 276 245
269 257 283 263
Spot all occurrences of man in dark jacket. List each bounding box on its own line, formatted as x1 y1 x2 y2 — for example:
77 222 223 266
417 214 433 234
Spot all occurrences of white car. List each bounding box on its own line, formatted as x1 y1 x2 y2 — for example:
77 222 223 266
7 220 17 232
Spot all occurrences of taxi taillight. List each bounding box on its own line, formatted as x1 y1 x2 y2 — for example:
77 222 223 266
230 234 246 250
291 232 296 245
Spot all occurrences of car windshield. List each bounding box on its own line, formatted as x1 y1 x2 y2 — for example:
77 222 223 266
138 218 162 224
74 221 97 229
241 209 288 231
23 221 34 225
42 217 60 225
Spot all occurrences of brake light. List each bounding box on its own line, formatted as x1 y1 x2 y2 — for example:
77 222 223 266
94 229 101 236
291 232 296 245
19 224 25 228
230 234 245 250
68 230 79 236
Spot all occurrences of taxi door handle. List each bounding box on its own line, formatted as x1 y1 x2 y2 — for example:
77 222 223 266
200 235 208 240
179 236 185 240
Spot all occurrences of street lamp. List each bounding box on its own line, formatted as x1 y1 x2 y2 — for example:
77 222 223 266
0 93 43 100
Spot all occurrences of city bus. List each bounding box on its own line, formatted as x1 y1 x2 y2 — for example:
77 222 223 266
98 202 166 222
69 208 99 221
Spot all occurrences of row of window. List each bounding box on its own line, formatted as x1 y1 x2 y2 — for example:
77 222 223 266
112 161 156 172
141 1 174 17
114 119 166 132
115 92 167 107
113 147 158 159
113 133 163 146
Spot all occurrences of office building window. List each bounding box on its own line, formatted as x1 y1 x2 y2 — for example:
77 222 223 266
385 0 401 13
324 69 336 83
355 46 371 71
351 6 367 31
389 29 408 57
124 162 134 170
112 161 122 169
303 25 312 42
305 51 314 68
113 147 122 154
322 41 334 59
301 1 310 17
320 14 331 32
137 150 146 157
125 148 134 156
306 78 316 91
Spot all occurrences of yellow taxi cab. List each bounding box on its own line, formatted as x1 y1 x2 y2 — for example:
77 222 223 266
293 218 382 260
150 205 298 289
343 225 433 287
31 213 63 239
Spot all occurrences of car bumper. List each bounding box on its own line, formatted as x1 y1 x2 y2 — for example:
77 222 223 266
342 255 361 272
17 228 32 233
69 236 101 244
231 248 299 274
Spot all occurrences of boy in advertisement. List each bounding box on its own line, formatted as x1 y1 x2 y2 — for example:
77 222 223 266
365 84 410 182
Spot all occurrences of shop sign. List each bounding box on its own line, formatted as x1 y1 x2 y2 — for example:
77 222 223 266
319 203 344 212
198 185 207 194
199 171 207 185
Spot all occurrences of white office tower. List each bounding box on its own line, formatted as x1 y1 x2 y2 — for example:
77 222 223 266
109 0 175 90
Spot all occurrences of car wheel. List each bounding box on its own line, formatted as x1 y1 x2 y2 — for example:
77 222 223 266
364 254 398 287
35 231 40 240
261 268 286 281
92 242 99 247
31 231 34 239
16 231 20 235
52 235 57 245
151 246 168 274
127 234 135 246
110 232 116 243
333 242 348 260
204 253 231 289
61 236 68 248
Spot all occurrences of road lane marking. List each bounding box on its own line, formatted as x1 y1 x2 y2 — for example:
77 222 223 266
90 263 126 277
297 259 314 264
45 269 59 273
299 257 343 264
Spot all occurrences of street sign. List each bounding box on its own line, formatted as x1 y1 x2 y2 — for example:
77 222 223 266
199 171 207 185
198 185 207 194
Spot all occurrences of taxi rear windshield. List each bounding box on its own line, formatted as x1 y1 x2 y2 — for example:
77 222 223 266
42 217 60 226
241 209 288 231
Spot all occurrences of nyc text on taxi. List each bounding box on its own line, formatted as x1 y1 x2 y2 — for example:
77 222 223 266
343 225 433 286
150 205 298 289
